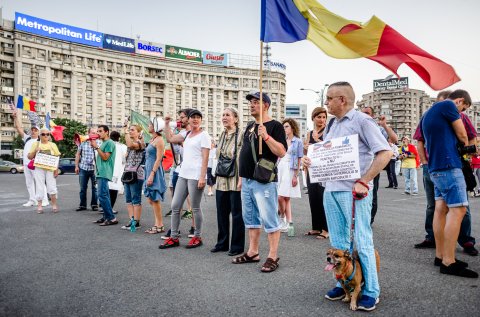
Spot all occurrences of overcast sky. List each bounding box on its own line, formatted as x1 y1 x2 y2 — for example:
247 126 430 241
2 0 479 116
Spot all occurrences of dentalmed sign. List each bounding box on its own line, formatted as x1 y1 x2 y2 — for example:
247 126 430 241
15 12 103 47
202 51 228 66
103 34 135 53
165 45 202 63
135 40 165 58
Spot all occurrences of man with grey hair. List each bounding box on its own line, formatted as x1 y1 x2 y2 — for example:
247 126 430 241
75 127 99 212
303 82 391 311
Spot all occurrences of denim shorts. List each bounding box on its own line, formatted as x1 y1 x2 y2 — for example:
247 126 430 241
241 178 281 233
124 179 144 206
430 168 468 207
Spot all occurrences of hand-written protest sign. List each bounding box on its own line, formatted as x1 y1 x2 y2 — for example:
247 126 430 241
307 134 360 183
34 152 59 171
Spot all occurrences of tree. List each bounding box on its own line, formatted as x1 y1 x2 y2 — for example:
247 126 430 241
53 118 87 158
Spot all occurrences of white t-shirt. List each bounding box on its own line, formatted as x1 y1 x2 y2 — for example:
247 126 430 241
179 130 211 180
208 148 217 168
22 134 37 166
174 129 187 173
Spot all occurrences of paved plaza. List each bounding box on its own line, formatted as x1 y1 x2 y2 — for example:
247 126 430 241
0 172 479 316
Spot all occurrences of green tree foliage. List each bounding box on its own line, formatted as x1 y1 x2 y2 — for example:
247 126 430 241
53 118 87 158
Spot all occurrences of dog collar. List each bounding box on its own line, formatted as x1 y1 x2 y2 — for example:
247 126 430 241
338 261 356 286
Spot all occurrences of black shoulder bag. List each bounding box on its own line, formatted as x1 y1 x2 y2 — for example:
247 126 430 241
249 123 278 183
215 128 238 177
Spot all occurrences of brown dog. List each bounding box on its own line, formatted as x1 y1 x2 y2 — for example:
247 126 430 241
325 248 380 311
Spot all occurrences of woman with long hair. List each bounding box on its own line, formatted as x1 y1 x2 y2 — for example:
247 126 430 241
27 127 60 213
121 125 146 230
160 110 210 249
277 118 303 234
143 118 167 233
303 107 329 239
210 108 245 256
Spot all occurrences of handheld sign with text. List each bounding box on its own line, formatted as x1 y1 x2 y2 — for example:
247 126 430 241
307 134 361 183
34 152 60 171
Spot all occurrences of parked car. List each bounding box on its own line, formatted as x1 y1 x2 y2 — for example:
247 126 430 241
58 158 76 175
0 160 24 174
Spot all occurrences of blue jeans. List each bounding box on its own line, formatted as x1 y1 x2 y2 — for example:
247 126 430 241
241 178 281 233
78 168 98 208
403 168 418 193
97 177 114 221
124 179 144 206
324 191 379 299
431 168 468 207
423 166 475 246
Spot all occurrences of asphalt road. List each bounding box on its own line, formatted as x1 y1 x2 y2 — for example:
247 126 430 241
0 171 479 316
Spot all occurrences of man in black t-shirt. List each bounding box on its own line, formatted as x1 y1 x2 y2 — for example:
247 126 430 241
232 91 287 273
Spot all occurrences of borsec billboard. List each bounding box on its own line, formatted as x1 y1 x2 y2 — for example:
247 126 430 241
165 45 202 63
373 77 409 92
136 40 165 58
202 51 228 66
15 12 103 47
103 34 135 53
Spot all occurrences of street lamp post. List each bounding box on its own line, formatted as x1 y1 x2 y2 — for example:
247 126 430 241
300 84 329 105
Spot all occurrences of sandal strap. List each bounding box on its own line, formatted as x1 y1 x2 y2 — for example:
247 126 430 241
262 257 279 271
234 253 259 263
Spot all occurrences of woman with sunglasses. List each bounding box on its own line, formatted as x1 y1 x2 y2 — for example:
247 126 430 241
27 128 61 213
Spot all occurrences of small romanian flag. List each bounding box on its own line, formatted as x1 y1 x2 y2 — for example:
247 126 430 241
16 95 36 112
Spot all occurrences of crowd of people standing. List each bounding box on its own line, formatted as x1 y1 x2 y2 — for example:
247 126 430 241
12 84 480 312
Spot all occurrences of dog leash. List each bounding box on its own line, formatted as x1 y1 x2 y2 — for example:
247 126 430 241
338 180 369 287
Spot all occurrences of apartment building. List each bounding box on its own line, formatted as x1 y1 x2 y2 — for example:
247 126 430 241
0 15 286 154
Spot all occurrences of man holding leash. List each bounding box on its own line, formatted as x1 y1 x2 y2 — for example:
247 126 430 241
303 82 391 311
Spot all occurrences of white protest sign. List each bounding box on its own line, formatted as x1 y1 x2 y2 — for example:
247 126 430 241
307 134 361 183
34 152 59 171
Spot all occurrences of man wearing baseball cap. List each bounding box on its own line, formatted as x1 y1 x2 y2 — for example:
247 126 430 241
232 91 287 273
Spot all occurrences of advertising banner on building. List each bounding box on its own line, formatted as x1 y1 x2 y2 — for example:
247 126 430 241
202 51 228 66
165 45 202 63
373 77 409 92
103 34 135 53
15 12 103 47
135 40 165 58
264 60 287 73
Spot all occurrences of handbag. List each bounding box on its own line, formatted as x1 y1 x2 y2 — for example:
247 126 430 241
249 125 277 183
121 149 145 184
215 128 238 177
27 159 35 170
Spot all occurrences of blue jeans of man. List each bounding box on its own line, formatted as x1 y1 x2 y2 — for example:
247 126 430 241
78 168 98 208
403 167 418 193
324 191 379 299
97 177 114 221
422 166 475 246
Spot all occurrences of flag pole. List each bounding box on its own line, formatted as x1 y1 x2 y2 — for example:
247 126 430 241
259 41 264 155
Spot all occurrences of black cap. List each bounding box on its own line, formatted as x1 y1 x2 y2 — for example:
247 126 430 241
188 109 203 119
246 91 271 105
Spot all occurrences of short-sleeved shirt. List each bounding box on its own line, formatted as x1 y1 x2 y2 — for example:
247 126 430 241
29 141 61 156
414 109 476 143
179 130 211 180
96 139 116 181
22 134 36 166
324 109 390 192
125 141 145 180
400 145 417 168
239 120 288 181
173 129 188 173
77 141 98 171
421 100 461 173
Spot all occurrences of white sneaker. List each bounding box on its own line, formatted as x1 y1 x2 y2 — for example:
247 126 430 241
41 201 50 207
280 217 289 232
22 201 35 207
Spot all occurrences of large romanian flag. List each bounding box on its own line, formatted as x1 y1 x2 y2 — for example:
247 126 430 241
261 0 460 90
16 95 37 112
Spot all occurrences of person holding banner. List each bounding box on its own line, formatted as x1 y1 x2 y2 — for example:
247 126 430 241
303 82 391 311
303 107 329 239
27 128 61 213
12 111 49 208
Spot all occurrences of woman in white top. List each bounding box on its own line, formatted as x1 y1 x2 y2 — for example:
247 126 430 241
161 109 211 249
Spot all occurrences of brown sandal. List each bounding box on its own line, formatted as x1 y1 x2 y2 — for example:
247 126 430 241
261 257 279 273
232 253 260 264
